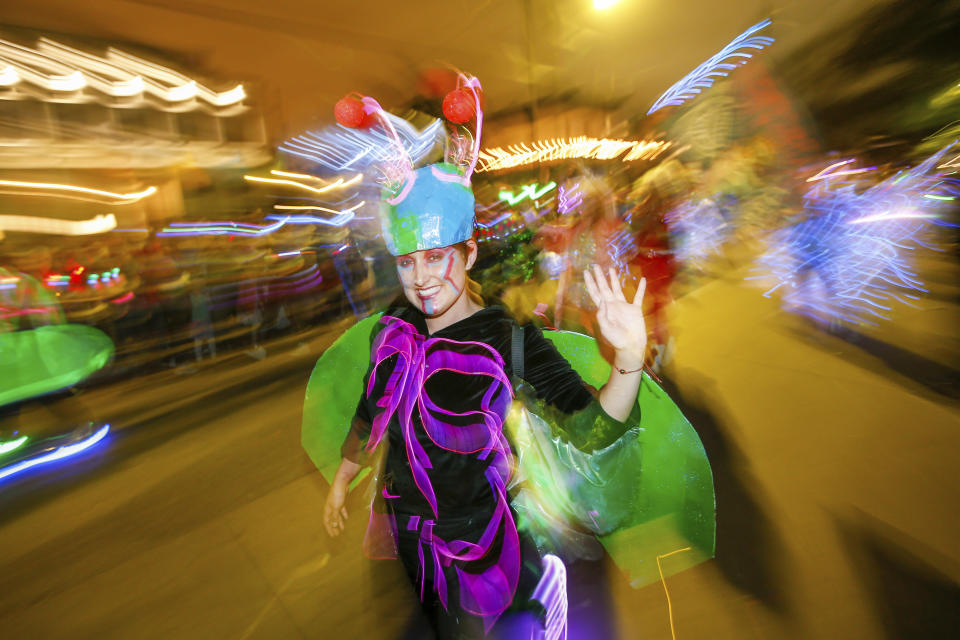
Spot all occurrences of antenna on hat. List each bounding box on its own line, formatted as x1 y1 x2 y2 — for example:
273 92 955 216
442 72 484 180
333 93 415 192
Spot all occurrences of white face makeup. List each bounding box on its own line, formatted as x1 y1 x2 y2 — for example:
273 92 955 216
396 246 468 317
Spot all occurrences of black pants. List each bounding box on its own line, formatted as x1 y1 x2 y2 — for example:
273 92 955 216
394 514 544 639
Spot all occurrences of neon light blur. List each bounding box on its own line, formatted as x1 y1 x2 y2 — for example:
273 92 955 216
477 137 670 172
0 179 155 202
0 38 246 107
278 115 443 175
273 201 364 215
244 173 362 195
751 145 956 324
498 182 557 205
0 213 117 235
0 436 28 455
557 184 583 215
158 217 290 237
0 424 110 483
647 19 775 115
531 554 568 640
264 212 355 227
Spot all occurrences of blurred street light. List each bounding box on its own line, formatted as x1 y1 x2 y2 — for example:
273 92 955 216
593 0 621 10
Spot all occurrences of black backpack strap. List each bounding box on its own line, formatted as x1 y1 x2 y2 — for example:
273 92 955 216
511 323 525 381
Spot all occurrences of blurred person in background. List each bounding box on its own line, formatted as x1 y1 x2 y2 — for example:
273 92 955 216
0 262 100 451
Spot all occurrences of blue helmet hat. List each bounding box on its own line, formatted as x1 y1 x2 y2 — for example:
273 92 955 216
380 162 475 256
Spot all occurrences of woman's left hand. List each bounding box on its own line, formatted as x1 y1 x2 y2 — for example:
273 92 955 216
584 265 647 365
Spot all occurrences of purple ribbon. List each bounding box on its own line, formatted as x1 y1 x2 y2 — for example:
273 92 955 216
365 315 520 630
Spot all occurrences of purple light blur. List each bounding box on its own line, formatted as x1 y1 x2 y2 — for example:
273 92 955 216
648 19 774 115
532 554 568 640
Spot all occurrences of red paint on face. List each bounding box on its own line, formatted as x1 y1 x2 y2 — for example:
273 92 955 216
395 246 467 317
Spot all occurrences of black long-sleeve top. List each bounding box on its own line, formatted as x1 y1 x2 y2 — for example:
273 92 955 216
341 299 632 524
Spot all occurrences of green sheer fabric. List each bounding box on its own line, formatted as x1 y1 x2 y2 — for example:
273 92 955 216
522 330 715 587
0 324 114 407
302 313 384 483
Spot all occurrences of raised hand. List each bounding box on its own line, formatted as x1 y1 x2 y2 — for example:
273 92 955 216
583 265 647 366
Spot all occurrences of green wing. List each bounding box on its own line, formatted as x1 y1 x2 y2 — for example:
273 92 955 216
301 312 383 484
541 329 716 587
0 324 114 407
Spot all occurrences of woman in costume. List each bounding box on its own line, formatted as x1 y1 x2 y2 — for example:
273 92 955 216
319 78 648 638
305 76 715 639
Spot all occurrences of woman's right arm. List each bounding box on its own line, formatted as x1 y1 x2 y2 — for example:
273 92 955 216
324 457 363 537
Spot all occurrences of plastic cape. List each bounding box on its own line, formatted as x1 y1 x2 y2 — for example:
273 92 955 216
0 324 114 407
301 313 716 587
508 329 715 588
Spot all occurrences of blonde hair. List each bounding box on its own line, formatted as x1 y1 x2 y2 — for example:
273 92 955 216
466 276 484 305
452 239 485 306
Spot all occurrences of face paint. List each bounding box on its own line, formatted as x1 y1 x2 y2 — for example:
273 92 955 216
396 246 468 318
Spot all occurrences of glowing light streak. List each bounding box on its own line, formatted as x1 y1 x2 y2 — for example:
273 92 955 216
244 174 359 195
0 305 58 319
0 436 28 456
0 179 156 203
923 194 954 201
0 213 117 235
606 228 639 274
276 250 301 257
264 212 354 227
477 137 671 172
278 116 444 175
647 19 775 115
34 39 145 97
273 201 364 214
938 152 960 170
531 554 568 640
0 64 20 86
110 292 134 304
0 38 245 107
104 47 244 106
158 217 289 237
848 210 938 224
0 38 87 91
0 424 110 483
498 182 556 205
657 548 692 640
269 170 363 190
557 184 583 215
806 159 875 182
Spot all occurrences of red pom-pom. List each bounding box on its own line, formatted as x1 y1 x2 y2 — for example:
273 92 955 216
442 89 476 124
334 95 365 128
